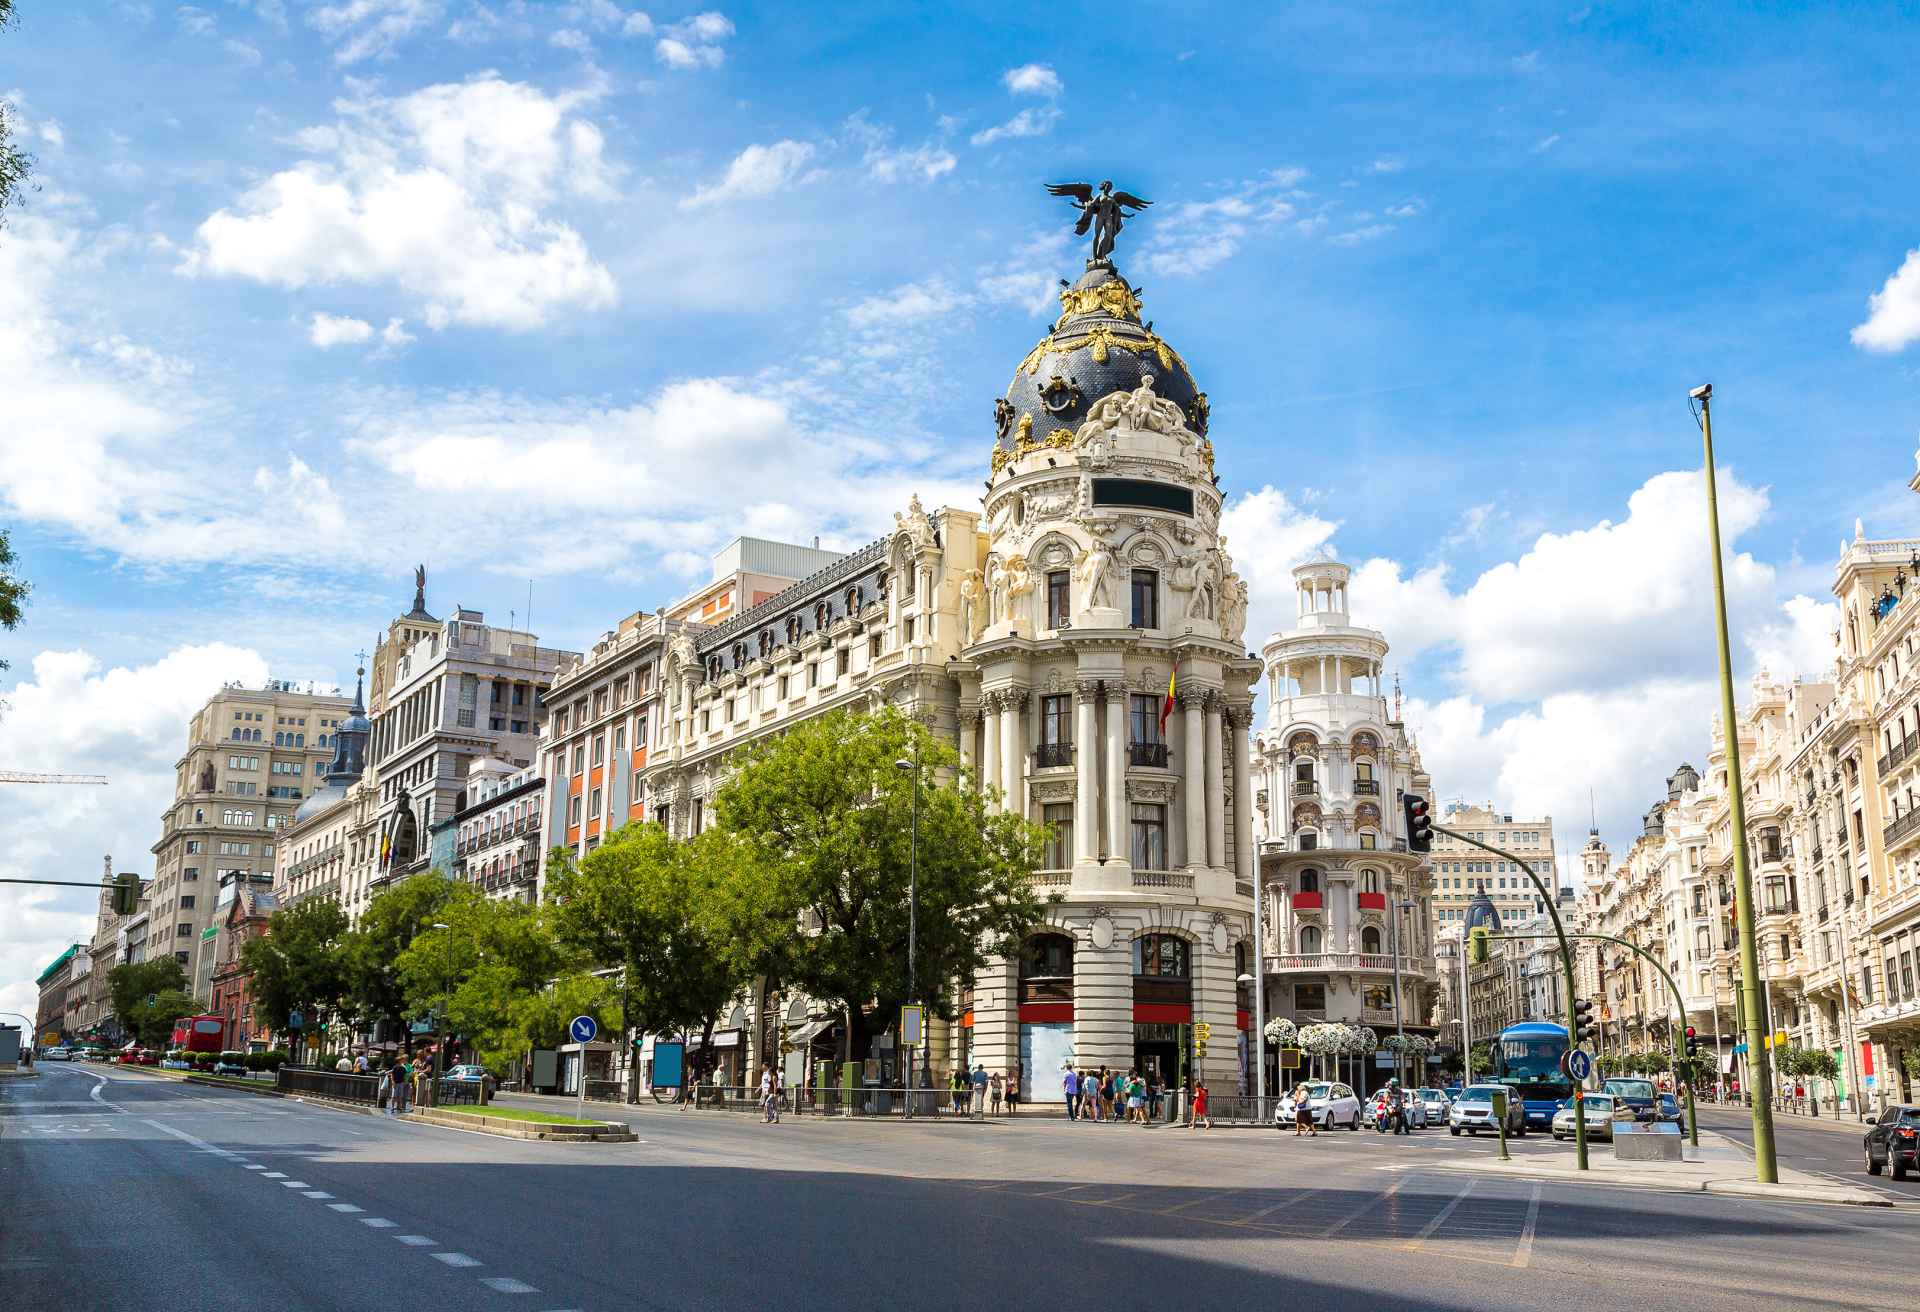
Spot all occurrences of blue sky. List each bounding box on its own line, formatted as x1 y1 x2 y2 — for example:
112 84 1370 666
4 1 1920 1011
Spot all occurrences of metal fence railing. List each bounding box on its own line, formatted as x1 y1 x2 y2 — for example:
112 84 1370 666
277 1066 380 1104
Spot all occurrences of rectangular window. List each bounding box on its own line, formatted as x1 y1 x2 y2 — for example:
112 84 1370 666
457 674 478 728
571 746 585 776
808 662 820 688
1129 693 1163 746
590 787 603 818
567 795 582 825
692 798 705 833
1295 983 1326 1013
1039 694 1071 748
869 633 883 661
1047 570 1071 628
179 895 195 909
837 648 850 677
186 841 201 854
1130 803 1167 871
613 725 626 754
177 924 193 938
1130 569 1158 628
184 868 198 881
591 735 605 766
1042 803 1074 868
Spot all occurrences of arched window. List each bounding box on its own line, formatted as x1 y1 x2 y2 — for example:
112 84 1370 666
1133 933 1190 978
1361 926 1382 954
1300 925 1323 954
1299 869 1320 894
1361 869 1381 893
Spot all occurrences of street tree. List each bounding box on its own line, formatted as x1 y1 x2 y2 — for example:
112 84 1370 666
1 2 34 230
397 893 580 1072
341 875 471 1050
712 707 1048 1064
241 898 350 1047
0 526 27 674
130 989 198 1050
547 823 751 1088
106 957 188 1035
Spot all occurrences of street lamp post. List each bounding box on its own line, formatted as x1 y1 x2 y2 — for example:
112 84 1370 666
1693 381 1779 1180
431 921 452 1087
1389 899 1416 1086
895 750 921 1117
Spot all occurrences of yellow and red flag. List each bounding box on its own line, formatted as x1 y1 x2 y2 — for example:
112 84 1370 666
1159 663 1177 735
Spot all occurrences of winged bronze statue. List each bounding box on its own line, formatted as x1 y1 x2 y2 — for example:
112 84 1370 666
1046 180 1152 262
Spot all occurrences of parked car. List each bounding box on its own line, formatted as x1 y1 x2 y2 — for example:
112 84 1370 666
1655 1092 1684 1125
443 1064 498 1096
1601 1077 1658 1121
1552 1093 1622 1141
38 1047 71 1062
1864 1104 1920 1180
1449 1084 1527 1136
1417 1088 1452 1122
1363 1089 1429 1129
1273 1081 1363 1130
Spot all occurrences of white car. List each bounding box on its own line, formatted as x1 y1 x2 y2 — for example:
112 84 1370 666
1274 1081 1363 1130
1551 1094 1623 1141
38 1048 71 1062
1416 1088 1452 1122
1449 1083 1526 1136
1363 1088 1429 1129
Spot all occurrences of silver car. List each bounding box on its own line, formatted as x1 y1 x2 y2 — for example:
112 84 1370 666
1449 1083 1526 1136
1551 1093 1620 1141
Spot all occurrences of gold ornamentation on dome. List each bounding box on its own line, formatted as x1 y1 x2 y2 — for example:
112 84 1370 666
1016 413 1034 444
991 445 1012 474
1043 426 1076 450
1017 326 1191 381
1198 436 1216 477
1054 280 1143 327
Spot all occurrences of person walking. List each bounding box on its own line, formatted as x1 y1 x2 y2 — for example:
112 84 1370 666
951 1066 967 1117
1082 1068 1100 1123
1063 1066 1080 1120
1191 1080 1212 1130
971 1062 989 1118
759 1063 776 1124
1392 1079 1411 1136
1293 1084 1317 1137
393 1056 413 1117
989 1070 1004 1117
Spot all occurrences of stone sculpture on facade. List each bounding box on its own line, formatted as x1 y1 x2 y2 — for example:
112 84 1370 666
959 569 985 643
1075 536 1116 611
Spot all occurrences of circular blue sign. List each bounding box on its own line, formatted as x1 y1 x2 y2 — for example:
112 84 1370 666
1566 1048 1593 1082
569 1014 599 1044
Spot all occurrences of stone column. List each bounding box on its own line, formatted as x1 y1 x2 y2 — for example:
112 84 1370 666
1002 690 1027 820
1232 707 1252 887
980 692 1000 811
1075 681 1100 864
1206 694 1226 869
958 707 979 784
1104 685 1128 864
1183 691 1206 869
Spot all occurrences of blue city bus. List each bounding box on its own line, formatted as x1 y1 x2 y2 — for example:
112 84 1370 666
1491 1021 1574 1132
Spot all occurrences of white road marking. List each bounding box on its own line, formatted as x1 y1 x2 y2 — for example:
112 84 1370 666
1404 1178 1478 1250
1320 1174 1408 1236
360 1219 398 1229
1513 1183 1543 1268
281 1181 310 1188
431 1252 482 1268
479 1277 539 1294
303 1192 334 1200
263 1172 287 1179
327 1203 364 1214
244 1164 266 1170
395 1235 437 1246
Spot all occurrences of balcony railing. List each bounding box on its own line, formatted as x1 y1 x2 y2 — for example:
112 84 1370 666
1885 807 1920 850
1033 742 1074 769
1128 742 1171 768
1264 953 1430 978
1354 779 1380 796
1293 780 1319 798
1291 890 1323 911
1029 868 1071 889
1132 869 1195 891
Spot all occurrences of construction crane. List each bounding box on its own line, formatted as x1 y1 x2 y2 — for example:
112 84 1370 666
0 771 109 785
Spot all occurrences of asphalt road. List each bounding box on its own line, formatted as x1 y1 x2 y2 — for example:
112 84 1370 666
1695 1103 1920 1201
6 1066 1919 1312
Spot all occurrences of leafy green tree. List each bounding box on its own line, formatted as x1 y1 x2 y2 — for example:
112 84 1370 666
547 822 749 1087
0 3 32 230
107 958 187 1032
1468 1041 1493 1075
0 527 27 674
341 875 468 1051
128 989 198 1049
242 898 350 1041
712 707 1048 1062
396 893 580 1072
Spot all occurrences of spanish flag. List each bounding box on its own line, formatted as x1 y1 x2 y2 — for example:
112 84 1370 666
380 833 392 868
1159 662 1177 735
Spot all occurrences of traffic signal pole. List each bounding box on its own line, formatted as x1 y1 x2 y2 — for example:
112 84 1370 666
1434 822 1588 1171
1494 930 1699 1146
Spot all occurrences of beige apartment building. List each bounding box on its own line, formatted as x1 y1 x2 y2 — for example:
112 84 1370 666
146 679 352 992
1428 804 1558 932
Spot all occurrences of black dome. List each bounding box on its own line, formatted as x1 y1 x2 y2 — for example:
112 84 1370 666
995 261 1202 460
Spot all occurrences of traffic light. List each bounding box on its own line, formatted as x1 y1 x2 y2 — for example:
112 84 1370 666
1684 1025 1699 1059
1469 926 1491 965
1402 794 1432 852
109 871 140 916
1194 1021 1211 1061
1572 997 1596 1046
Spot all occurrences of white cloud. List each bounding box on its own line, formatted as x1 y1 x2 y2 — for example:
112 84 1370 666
1385 199 1425 218
1851 249 1920 353
1533 133 1562 153
680 139 816 210
970 106 1059 147
843 112 955 184
223 37 263 63
309 311 375 347
1512 50 1541 71
1221 485 1340 652
176 5 217 36
1003 63 1063 97
1747 594 1840 680
4 90 66 147
308 0 442 65
1367 156 1405 173
1328 223 1394 246
0 643 273 1026
380 317 417 347
623 13 654 37
1139 169 1308 277
550 28 593 53
186 75 618 329
654 10 732 68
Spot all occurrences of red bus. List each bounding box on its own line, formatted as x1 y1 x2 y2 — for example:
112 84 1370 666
170 1015 226 1054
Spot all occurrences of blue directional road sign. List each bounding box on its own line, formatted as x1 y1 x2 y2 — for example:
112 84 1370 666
1566 1048 1593 1082
569 1014 599 1045
288 1010 304 1030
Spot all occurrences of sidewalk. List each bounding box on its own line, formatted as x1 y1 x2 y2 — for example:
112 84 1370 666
1700 1102 1876 1136
1403 1129 1894 1207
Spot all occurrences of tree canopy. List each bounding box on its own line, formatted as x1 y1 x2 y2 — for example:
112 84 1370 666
340 874 465 1047
242 898 350 1037
106 957 187 1030
1 4 32 232
711 706 1048 1057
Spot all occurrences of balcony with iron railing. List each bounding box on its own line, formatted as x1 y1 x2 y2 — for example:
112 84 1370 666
1293 779 1319 798
1032 742 1074 769
1885 806 1920 851
1879 732 1918 778
1354 779 1380 796
1128 742 1171 768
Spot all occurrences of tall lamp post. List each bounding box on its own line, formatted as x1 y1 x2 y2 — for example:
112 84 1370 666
430 921 453 1085
1692 381 1779 1182
895 748 922 1117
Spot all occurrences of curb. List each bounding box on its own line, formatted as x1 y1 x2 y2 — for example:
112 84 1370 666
406 1108 636 1142
1397 1158 1895 1208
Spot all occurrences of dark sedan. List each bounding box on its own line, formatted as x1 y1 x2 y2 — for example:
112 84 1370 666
1865 1104 1920 1180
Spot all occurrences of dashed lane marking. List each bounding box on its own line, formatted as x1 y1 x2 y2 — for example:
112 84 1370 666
303 1192 334 1200
281 1181 310 1189
244 1164 266 1170
327 1203 365 1214
263 1172 287 1179
360 1219 398 1229
395 1236 437 1247
479 1277 539 1294
431 1252 482 1268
